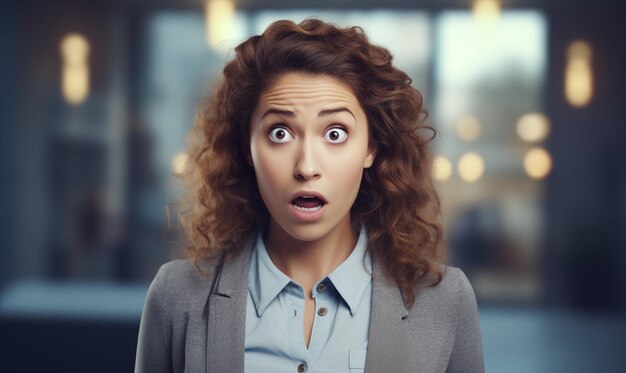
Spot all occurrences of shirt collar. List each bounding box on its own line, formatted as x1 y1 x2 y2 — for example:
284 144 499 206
248 226 372 317
248 231 292 317
327 225 371 316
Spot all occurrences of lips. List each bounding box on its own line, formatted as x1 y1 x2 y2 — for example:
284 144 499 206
288 192 328 221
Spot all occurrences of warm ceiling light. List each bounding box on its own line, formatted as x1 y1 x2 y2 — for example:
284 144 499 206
433 155 453 182
473 0 500 21
516 113 550 142
458 152 485 183
565 40 593 108
60 33 90 105
205 0 236 51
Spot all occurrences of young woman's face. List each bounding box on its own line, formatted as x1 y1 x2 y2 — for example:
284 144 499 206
249 72 375 243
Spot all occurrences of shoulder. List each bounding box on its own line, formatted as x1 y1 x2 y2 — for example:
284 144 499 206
411 265 478 318
154 258 217 285
147 259 219 310
136 259 220 373
434 266 476 302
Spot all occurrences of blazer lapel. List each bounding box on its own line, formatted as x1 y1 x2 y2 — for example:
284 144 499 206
364 256 412 373
205 242 253 373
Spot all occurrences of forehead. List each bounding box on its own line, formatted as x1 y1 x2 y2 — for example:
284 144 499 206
257 73 361 109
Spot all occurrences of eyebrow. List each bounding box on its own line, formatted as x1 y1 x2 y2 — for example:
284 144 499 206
319 107 356 119
260 107 356 120
261 109 295 120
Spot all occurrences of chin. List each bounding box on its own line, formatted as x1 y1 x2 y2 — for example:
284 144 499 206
288 219 355 243
284 224 329 242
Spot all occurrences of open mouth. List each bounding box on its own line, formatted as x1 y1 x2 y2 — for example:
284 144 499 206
290 196 326 212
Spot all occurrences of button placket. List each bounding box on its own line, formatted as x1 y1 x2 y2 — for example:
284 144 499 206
285 291 307 359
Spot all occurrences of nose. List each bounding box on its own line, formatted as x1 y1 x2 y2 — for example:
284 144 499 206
294 138 321 181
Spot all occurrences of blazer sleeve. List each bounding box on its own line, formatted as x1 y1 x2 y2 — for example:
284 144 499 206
446 268 485 373
135 264 173 373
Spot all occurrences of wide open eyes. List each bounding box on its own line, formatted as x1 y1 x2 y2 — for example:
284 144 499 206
324 127 348 144
267 125 348 144
268 127 294 143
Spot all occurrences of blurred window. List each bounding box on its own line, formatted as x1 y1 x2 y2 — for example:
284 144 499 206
433 11 547 303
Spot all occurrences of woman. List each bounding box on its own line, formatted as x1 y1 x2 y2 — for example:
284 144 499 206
135 19 484 373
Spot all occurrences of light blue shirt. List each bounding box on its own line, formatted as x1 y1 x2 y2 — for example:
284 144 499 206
245 226 372 373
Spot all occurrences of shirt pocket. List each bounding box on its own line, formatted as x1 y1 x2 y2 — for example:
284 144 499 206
349 348 367 373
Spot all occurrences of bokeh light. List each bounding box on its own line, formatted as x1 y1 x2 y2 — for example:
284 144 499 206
516 112 550 142
524 147 552 179
60 33 89 105
473 0 500 21
458 152 485 182
433 155 453 181
172 152 188 175
205 0 236 51
565 40 593 107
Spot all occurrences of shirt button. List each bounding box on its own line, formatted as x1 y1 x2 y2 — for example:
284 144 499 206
316 282 326 292
317 307 328 316
297 362 307 372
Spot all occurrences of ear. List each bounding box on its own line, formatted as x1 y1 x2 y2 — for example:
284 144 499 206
363 143 376 168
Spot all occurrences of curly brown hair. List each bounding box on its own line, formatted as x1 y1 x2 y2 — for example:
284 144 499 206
180 18 444 308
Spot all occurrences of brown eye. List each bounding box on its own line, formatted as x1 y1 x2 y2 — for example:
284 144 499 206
269 127 293 143
324 127 348 144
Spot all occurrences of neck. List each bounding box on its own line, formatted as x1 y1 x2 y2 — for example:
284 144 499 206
264 219 357 296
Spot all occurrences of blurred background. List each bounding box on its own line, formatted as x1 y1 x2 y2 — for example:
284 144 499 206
0 0 625 372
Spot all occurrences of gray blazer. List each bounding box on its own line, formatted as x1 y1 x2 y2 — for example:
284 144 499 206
135 243 484 373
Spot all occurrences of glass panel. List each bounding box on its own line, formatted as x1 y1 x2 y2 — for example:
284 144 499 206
433 11 547 303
